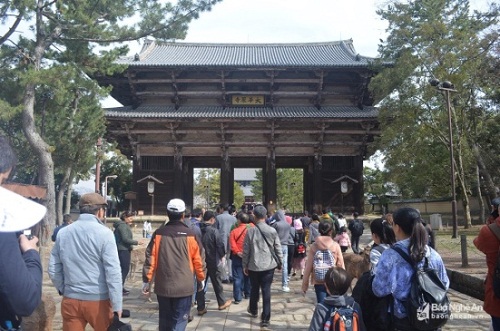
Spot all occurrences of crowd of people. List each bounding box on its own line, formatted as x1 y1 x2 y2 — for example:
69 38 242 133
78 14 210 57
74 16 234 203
0 132 498 331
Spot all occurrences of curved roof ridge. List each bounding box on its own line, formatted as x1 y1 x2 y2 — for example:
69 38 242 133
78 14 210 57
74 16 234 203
146 39 351 49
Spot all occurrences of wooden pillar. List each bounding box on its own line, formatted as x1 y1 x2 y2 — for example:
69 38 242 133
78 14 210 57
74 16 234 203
173 146 183 198
184 159 193 211
313 152 323 214
304 157 314 214
265 146 277 214
220 148 232 205
354 155 364 214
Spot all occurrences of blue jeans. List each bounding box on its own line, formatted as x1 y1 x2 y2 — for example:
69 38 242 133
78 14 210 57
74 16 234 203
249 269 275 323
314 284 327 304
281 246 288 287
157 295 192 331
231 255 250 301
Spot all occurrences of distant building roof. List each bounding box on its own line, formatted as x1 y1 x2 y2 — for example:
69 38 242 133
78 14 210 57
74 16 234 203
117 39 375 68
106 105 378 119
234 169 258 181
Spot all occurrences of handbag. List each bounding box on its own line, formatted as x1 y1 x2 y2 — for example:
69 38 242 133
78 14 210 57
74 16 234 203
107 313 132 331
256 224 282 269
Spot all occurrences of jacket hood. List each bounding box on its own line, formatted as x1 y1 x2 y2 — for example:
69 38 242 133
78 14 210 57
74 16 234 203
314 235 335 250
273 210 286 223
323 295 351 307
113 220 126 229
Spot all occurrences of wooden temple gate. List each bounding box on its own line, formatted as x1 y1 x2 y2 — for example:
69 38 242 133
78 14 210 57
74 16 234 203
97 40 381 215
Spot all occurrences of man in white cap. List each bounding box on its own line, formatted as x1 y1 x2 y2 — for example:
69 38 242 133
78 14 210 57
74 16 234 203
48 192 122 331
0 136 44 330
142 198 205 331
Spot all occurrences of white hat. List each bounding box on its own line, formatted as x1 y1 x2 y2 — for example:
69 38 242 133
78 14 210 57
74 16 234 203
0 186 47 232
167 198 185 213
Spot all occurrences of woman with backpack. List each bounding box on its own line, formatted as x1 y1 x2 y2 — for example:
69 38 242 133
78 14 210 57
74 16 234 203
372 207 449 331
301 220 344 304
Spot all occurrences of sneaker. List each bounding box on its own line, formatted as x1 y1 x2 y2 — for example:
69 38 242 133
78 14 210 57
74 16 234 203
233 300 241 304
247 306 258 318
282 286 290 292
122 289 130 295
292 272 297 276
197 308 207 316
218 299 232 310
261 321 270 329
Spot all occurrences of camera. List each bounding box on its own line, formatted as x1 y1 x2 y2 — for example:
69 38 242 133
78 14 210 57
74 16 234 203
16 229 34 240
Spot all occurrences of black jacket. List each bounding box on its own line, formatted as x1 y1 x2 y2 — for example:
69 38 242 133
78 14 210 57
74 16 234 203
0 232 42 328
200 222 226 268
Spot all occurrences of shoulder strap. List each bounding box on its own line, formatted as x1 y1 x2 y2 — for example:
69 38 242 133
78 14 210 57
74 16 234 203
235 227 247 244
392 245 414 268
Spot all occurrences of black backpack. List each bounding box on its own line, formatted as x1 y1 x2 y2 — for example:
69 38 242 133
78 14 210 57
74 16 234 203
392 246 449 330
487 224 500 298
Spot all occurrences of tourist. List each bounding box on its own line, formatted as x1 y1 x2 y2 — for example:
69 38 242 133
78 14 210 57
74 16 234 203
215 203 237 283
372 207 449 330
114 211 145 295
49 193 122 330
200 210 232 310
142 198 205 331
333 226 351 253
302 220 345 304
308 267 365 331
270 210 292 292
348 212 364 254
51 214 73 242
243 205 282 330
0 136 43 330
474 212 500 330
229 211 254 303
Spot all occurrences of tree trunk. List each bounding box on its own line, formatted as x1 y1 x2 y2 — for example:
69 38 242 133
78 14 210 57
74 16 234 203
22 84 56 245
476 165 486 224
472 144 498 201
65 183 73 214
56 166 72 225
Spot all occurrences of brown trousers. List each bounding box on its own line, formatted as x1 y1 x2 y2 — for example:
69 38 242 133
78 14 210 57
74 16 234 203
61 297 113 331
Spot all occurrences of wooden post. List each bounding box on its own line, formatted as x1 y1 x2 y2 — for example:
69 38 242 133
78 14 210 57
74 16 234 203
461 234 469 267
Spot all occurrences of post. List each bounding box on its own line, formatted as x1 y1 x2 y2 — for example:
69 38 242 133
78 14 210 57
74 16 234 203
95 138 102 193
445 89 458 239
151 194 154 216
460 234 469 267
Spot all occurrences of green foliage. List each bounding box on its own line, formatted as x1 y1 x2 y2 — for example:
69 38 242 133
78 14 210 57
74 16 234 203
276 168 303 213
0 0 224 240
250 168 304 212
194 168 221 209
371 0 500 201
100 147 133 211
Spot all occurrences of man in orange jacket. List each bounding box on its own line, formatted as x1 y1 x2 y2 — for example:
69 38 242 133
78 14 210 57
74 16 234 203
142 199 205 331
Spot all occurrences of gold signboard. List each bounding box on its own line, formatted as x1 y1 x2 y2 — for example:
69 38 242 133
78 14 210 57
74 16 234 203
231 95 265 106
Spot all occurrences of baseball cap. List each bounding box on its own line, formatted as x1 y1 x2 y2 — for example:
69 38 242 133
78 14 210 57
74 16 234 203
79 193 107 207
0 186 47 232
167 198 186 213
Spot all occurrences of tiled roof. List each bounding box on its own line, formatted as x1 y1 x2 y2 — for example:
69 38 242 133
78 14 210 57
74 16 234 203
105 105 378 119
117 40 374 68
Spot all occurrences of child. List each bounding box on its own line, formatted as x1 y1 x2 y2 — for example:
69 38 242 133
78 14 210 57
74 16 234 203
334 226 351 253
308 267 366 331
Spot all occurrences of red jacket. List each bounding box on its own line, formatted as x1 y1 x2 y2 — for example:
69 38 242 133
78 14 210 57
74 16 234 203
229 223 254 256
473 218 500 317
